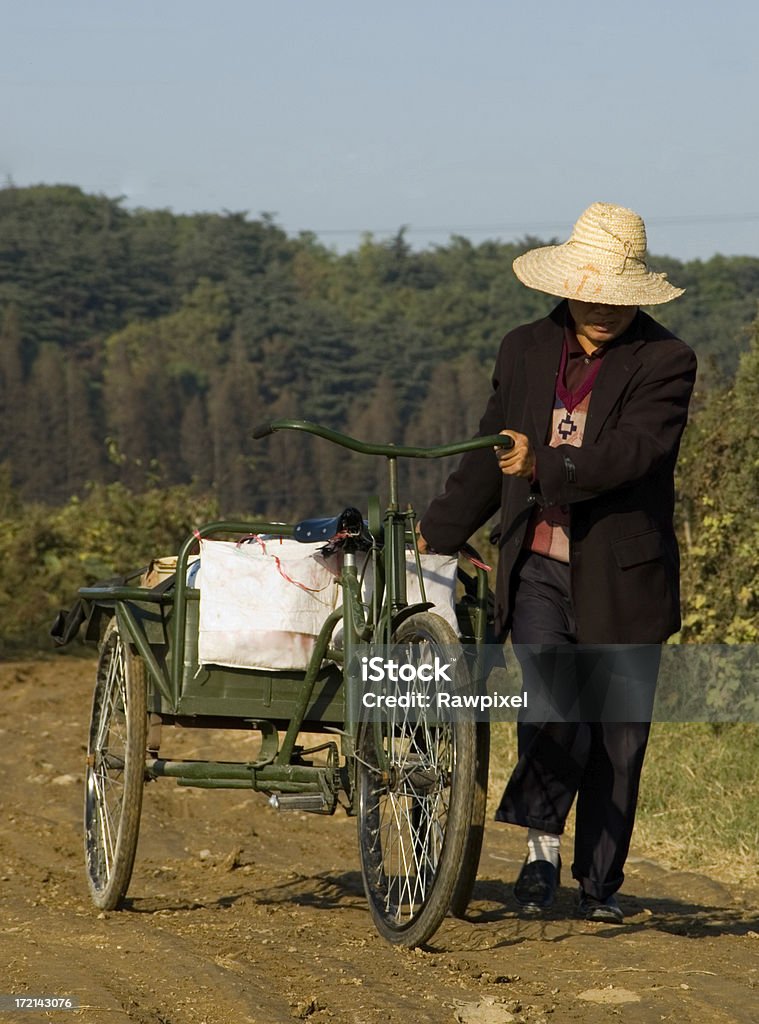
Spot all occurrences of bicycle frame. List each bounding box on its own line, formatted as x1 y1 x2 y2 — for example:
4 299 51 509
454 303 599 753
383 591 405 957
251 418 511 767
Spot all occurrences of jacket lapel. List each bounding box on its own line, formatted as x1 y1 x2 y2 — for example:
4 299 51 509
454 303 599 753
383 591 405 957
583 337 645 444
523 309 564 442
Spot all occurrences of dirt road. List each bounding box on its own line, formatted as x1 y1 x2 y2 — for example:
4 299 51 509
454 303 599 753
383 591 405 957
1 658 758 1024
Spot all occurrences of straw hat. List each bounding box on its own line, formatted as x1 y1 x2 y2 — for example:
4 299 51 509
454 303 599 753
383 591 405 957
512 202 684 305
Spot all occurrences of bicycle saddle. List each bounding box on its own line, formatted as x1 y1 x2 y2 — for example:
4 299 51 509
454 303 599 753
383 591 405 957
294 507 373 553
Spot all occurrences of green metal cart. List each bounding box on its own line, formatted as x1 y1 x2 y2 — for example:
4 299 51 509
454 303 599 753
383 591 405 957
79 420 508 947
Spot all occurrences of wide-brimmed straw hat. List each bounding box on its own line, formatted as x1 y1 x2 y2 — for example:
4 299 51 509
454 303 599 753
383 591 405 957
512 202 684 305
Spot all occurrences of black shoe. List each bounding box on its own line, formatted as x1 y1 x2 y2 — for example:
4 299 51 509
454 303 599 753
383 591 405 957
513 857 560 911
577 889 624 923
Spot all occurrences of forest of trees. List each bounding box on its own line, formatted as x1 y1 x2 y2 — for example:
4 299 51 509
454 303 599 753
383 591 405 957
0 183 758 650
2 183 759 517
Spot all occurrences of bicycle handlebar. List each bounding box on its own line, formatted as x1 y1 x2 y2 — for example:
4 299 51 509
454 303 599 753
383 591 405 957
252 418 514 458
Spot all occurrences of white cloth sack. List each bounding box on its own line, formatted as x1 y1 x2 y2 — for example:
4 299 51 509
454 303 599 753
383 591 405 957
404 553 459 633
338 552 459 640
196 538 339 670
195 538 459 671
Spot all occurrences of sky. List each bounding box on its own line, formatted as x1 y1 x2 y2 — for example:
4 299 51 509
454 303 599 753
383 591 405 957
3 0 759 261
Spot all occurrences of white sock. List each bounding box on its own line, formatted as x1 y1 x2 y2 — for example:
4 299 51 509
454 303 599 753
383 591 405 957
526 828 561 867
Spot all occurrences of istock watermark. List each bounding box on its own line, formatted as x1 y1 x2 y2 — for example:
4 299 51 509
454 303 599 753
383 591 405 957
352 644 527 722
351 643 759 723
359 657 527 713
360 654 454 684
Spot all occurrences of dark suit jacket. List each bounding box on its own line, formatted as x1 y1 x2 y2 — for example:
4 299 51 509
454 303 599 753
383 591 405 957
420 301 697 643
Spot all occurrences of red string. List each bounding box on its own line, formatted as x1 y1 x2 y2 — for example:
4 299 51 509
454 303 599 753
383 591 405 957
234 534 330 594
461 551 492 572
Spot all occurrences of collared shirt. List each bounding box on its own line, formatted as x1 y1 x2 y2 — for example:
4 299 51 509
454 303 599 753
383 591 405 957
561 326 606 406
524 311 638 562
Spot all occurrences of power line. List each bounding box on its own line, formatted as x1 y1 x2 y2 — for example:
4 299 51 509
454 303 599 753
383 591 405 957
307 212 759 238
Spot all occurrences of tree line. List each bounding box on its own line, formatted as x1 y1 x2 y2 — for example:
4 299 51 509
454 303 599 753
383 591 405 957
2 184 759 519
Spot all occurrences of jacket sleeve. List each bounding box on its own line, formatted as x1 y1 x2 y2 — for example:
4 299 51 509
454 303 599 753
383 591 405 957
419 349 509 553
535 341 697 506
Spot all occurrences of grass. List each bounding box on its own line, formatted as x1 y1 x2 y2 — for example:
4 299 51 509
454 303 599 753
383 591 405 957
488 721 759 887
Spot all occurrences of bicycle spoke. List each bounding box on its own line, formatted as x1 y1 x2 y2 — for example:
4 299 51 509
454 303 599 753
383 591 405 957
371 713 454 922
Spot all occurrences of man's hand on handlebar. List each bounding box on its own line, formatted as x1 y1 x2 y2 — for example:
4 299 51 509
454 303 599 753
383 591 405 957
495 430 536 479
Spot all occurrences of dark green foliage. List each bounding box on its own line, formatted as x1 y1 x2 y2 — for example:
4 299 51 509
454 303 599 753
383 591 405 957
648 253 759 386
676 318 759 644
0 476 218 653
1 182 759 526
0 184 132 356
1 182 755 673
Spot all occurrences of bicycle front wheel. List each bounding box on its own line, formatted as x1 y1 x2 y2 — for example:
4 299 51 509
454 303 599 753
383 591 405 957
356 612 476 946
449 720 489 917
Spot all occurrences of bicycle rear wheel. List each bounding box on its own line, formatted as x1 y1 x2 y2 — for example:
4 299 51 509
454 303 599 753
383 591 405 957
356 612 476 946
84 617 147 909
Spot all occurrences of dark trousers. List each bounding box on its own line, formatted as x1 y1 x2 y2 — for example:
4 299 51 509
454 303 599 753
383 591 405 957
495 552 660 900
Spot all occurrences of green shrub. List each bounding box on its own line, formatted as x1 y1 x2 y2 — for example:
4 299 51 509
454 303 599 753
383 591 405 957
0 477 218 653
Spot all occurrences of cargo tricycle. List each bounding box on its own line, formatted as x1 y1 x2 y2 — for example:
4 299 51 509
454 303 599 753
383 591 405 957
78 419 510 947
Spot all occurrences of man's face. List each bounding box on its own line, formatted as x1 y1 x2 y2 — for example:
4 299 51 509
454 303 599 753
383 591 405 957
568 300 638 350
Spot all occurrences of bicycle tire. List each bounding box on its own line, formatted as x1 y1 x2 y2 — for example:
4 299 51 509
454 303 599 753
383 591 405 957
84 617 147 910
356 612 476 946
449 720 489 917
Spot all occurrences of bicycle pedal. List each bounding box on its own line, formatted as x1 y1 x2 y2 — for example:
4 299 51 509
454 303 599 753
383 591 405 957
268 793 327 812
